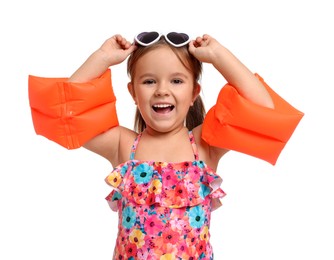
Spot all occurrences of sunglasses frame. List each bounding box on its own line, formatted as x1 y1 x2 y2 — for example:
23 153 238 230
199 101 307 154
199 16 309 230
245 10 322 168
134 31 191 48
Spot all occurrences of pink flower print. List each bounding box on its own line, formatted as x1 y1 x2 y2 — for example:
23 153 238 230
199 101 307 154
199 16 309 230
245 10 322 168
124 242 137 258
187 165 201 182
133 189 146 204
177 240 188 255
183 180 197 193
169 208 184 219
162 167 178 186
169 218 189 232
136 250 157 260
174 183 189 199
144 236 157 251
162 229 180 245
145 192 156 205
196 240 207 255
164 183 190 207
144 215 164 235
194 227 202 237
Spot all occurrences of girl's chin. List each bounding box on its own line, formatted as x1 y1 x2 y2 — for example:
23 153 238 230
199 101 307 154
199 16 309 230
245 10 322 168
146 123 185 133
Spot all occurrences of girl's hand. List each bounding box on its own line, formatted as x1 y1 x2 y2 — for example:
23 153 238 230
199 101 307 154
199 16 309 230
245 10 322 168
69 34 137 82
98 34 137 67
188 34 222 64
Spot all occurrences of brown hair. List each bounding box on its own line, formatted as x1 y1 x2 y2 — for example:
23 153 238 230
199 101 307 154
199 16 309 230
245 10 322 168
127 37 206 132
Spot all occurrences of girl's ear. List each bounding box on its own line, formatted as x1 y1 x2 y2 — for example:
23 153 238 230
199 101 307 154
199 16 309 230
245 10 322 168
191 83 201 105
127 82 137 104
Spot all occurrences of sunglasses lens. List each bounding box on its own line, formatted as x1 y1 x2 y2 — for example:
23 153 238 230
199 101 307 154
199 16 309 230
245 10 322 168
137 31 160 45
166 32 190 45
135 32 190 47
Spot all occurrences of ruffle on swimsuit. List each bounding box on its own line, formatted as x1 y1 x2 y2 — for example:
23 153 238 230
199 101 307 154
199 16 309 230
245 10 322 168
105 131 226 212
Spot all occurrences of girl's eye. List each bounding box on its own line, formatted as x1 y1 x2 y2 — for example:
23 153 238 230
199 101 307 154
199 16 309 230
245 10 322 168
143 79 155 85
172 79 183 84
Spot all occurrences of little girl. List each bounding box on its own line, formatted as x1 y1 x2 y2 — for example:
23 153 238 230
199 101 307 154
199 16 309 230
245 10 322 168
29 32 303 259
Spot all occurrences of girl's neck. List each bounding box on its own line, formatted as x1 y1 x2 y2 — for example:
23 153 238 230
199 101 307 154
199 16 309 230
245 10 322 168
134 126 194 163
143 125 188 138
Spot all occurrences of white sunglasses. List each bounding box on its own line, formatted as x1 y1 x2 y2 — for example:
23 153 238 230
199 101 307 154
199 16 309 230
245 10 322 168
134 31 191 48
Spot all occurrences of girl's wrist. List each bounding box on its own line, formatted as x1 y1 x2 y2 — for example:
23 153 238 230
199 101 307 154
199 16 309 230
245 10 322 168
94 49 114 68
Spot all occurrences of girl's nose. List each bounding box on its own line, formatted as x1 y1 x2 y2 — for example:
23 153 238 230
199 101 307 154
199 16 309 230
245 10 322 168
154 83 170 96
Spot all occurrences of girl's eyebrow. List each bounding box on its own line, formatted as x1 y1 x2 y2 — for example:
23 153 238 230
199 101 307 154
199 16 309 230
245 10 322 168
137 73 155 80
170 72 189 79
138 72 189 80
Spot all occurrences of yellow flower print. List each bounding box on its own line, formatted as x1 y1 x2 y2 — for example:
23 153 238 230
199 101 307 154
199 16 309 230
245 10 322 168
200 226 209 241
160 253 176 260
149 179 162 194
129 229 145 248
105 171 122 188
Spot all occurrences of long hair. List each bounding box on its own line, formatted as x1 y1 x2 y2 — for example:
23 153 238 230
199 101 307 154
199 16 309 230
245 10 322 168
127 37 205 133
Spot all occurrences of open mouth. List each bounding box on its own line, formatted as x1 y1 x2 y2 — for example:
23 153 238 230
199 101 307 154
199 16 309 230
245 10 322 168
152 104 175 114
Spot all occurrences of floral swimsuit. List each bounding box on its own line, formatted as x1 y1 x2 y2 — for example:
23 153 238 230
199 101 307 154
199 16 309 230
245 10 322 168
105 131 226 260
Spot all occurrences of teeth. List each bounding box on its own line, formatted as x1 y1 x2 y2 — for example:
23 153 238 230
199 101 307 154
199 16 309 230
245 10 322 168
153 104 172 108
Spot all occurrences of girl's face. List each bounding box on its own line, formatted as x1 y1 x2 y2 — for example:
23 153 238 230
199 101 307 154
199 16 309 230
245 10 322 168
128 46 200 134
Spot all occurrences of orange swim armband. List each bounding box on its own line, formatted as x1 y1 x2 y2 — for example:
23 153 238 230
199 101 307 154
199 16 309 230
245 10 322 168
202 74 304 165
28 69 119 149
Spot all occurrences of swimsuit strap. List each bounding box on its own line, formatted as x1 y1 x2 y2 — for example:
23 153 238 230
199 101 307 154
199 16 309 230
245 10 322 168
129 132 142 160
188 130 199 161
129 130 199 161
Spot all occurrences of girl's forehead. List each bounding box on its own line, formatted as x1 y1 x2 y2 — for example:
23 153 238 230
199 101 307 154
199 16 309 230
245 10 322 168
136 47 189 72
139 46 177 61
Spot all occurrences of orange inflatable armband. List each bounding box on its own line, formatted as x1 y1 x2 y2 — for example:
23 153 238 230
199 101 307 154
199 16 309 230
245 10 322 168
202 74 304 165
28 69 118 149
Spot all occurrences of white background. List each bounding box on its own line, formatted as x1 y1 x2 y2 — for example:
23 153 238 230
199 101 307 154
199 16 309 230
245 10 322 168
1 0 333 259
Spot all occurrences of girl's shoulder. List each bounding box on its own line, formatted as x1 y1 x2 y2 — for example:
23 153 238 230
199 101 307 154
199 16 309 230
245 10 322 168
192 125 229 171
84 126 138 166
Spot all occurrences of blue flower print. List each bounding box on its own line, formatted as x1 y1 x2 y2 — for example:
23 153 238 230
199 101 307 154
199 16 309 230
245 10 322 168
193 161 205 168
112 191 122 201
122 206 136 229
132 163 153 184
199 183 211 199
188 205 205 228
120 164 128 177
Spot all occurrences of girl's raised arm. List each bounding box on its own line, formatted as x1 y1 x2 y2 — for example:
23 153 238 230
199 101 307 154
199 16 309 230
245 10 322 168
189 34 273 108
70 34 137 82
28 35 137 159
189 34 303 165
